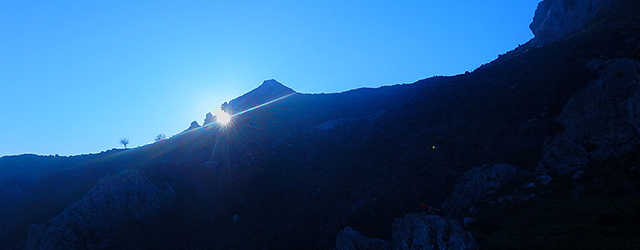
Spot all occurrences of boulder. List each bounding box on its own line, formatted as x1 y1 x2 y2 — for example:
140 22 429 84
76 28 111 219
538 58 640 175
392 213 477 250
26 171 175 250
442 164 527 217
335 227 391 250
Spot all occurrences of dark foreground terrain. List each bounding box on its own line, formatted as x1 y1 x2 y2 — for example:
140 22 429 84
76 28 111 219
2 0 640 249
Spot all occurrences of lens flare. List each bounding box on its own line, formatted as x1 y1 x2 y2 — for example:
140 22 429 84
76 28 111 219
216 111 232 125
212 93 296 128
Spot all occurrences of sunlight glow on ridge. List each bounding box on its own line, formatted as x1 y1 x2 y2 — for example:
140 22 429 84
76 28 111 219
215 110 232 126
233 93 296 116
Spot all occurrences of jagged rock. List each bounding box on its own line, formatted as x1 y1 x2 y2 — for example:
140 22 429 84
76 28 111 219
186 121 200 131
26 171 175 250
204 112 217 125
530 0 615 45
392 213 477 250
334 227 391 250
442 164 527 217
538 58 640 175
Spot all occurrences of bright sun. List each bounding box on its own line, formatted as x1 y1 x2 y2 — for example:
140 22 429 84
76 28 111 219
216 111 232 125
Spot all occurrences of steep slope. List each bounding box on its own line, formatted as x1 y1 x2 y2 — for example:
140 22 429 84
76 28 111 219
1 0 639 249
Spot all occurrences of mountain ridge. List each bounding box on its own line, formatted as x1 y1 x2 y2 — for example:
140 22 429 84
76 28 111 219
2 0 640 249
222 79 297 115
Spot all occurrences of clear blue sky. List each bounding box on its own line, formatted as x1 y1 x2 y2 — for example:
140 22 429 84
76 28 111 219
0 1 540 156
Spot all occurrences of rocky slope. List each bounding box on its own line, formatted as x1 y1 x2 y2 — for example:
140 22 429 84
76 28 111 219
335 213 477 250
538 58 640 176
25 170 175 250
441 164 528 218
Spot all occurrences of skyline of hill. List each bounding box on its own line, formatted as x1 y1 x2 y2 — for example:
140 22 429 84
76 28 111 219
2 0 640 249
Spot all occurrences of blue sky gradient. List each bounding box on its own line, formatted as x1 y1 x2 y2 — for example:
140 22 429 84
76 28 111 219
0 0 540 156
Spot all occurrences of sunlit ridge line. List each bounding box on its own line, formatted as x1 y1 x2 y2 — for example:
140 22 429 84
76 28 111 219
231 93 296 117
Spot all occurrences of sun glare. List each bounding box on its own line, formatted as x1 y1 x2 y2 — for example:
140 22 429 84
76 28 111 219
216 111 232 126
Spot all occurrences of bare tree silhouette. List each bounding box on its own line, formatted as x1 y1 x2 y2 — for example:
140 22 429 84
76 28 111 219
155 134 167 141
119 138 130 149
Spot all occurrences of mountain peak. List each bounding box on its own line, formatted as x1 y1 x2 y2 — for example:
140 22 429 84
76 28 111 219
261 79 285 86
256 79 295 94
222 79 296 114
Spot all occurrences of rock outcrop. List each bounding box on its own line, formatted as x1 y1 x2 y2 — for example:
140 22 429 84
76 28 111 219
26 171 175 250
335 227 391 250
538 58 640 175
530 0 615 45
335 214 477 250
204 112 217 125
441 164 527 217
186 121 201 131
392 214 477 250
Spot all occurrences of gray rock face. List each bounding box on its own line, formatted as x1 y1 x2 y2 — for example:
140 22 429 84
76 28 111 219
204 112 217 125
186 120 201 131
392 214 477 250
26 171 175 250
335 214 477 250
441 164 526 217
538 58 640 175
530 0 615 45
335 227 391 250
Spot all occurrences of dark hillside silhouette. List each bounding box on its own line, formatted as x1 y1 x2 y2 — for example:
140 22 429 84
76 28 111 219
1 0 640 249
